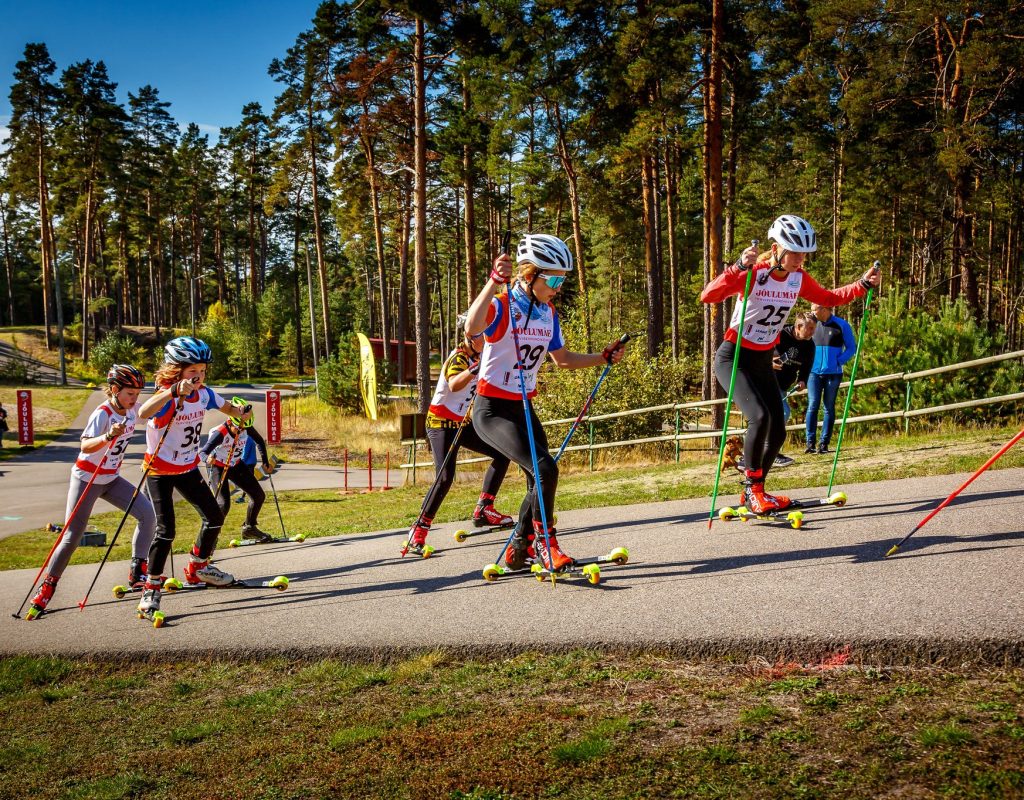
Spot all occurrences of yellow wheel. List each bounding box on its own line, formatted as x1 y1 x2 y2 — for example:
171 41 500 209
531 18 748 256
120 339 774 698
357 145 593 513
609 547 629 566
112 586 126 600
164 578 183 593
422 546 435 559
152 611 165 628
830 491 848 507
787 511 804 529
453 529 468 543
718 507 737 522
482 564 500 582
294 534 307 543
530 563 545 582
229 539 240 548
271 576 289 591
583 564 601 585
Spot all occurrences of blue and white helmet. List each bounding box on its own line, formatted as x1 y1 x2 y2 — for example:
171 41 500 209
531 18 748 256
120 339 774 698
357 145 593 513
768 215 817 253
164 336 213 365
516 233 574 273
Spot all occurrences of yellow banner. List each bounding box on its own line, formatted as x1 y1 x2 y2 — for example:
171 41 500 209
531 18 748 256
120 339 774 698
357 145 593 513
356 332 379 420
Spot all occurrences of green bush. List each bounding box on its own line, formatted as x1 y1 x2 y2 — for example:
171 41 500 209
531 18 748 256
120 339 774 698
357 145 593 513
88 332 142 372
316 335 393 413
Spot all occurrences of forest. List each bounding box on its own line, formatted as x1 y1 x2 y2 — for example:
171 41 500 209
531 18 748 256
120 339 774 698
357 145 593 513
1 0 1021 414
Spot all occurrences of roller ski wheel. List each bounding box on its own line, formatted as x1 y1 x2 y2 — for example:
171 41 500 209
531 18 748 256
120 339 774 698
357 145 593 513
528 547 625 585
112 584 138 600
25 604 45 621
137 608 166 628
400 541 434 558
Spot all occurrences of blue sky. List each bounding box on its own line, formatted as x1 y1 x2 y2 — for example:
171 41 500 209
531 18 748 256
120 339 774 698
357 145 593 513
0 0 320 140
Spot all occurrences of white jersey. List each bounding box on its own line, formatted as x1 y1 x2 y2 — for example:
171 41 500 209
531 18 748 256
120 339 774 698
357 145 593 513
144 385 225 475
477 285 564 400
728 268 805 347
428 349 476 423
209 422 247 467
72 401 137 485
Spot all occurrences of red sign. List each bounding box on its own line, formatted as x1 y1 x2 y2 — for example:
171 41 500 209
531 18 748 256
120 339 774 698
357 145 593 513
266 391 281 444
17 390 33 446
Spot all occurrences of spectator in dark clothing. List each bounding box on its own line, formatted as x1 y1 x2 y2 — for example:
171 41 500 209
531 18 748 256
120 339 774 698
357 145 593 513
0 402 8 448
766 313 817 467
805 303 856 454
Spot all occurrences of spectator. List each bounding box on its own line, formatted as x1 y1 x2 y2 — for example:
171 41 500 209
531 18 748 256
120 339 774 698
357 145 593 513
805 303 856 454
0 401 7 448
772 312 817 466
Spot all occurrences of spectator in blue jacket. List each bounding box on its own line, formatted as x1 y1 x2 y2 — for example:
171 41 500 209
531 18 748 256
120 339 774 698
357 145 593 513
805 303 856 454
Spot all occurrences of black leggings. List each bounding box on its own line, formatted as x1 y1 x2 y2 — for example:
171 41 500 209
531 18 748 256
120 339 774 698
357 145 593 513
146 468 225 575
421 422 510 519
210 462 265 527
714 341 785 478
473 394 556 530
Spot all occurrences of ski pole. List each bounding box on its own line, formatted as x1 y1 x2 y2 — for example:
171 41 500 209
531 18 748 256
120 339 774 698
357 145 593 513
885 425 1024 557
77 399 180 611
411 396 476 522
826 261 879 495
707 240 758 529
267 467 287 538
212 433 240 501
553 333 631 463
11 437 118 619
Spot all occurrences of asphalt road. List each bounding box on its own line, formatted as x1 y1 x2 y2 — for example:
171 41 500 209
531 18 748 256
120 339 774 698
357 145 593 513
2 467 1021 663
0 384 392 539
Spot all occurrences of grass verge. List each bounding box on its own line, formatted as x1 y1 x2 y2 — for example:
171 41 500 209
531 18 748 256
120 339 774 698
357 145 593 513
0 651 1020 799
1 423 1022 571
0 384 94 463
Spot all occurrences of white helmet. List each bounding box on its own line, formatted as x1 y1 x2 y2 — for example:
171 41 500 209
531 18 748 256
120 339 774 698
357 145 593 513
516 233 574 272
767 215 817 253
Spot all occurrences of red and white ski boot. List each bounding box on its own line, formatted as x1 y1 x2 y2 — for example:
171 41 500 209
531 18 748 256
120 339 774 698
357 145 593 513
473 494 513 528
532 523 574 572
26 575 58 620
401 519 434 558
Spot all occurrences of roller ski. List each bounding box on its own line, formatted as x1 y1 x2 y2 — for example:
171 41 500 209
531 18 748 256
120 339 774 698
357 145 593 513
400 520 435 558
228 532 307 548
24 576 58 620
136 579 166 628
718 491 847 529
163 575 291 593
528 547 630 585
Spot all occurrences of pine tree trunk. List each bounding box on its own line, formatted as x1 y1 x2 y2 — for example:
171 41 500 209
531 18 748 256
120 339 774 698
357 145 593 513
413 18 431 412
397 171 412 386
662 135 679 359
37 148 53 349
292 196 305 376
463 75 478 303
364 141 391 363
832 139 844 286
0 192 16 326
307 101 331 357
641 152 662 357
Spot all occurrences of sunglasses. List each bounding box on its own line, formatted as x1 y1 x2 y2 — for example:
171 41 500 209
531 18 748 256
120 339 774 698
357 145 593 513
538 272 567 289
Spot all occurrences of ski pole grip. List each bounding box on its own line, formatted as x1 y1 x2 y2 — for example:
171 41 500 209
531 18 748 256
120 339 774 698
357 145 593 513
500 231 511 255
603 333 631 363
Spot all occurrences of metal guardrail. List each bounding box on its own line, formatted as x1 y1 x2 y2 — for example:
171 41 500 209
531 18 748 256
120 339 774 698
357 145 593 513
400 349 1024 472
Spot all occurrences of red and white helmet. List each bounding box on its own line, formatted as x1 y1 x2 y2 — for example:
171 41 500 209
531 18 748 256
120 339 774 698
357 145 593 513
768 215 817 253
516 233 574 273
106 364 146 390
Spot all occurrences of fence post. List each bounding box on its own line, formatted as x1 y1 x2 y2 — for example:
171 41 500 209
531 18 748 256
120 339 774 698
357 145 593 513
588 421 595 471
343 448 350 494
411 418 418 486
367 448 373 492
904 381 913 436
674 407 681 463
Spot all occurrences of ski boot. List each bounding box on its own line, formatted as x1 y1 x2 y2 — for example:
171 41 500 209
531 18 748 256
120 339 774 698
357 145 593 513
128 557 148 589
183 551 235 586
739 469 791 514
503 525 536 570
137 577 166 627
531 523 575 572
473 495 513 528
25 575 58 620
241 523 273 543
401 520 434 558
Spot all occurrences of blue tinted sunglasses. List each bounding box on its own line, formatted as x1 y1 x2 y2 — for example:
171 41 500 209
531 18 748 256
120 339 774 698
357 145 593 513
538 272 567 289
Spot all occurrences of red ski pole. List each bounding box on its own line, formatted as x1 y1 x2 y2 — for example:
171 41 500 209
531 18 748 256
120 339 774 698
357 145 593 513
11 437 118 619
885 425 1024 557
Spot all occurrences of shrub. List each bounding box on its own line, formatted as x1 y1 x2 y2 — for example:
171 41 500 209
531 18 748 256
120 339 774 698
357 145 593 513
88 332 142 372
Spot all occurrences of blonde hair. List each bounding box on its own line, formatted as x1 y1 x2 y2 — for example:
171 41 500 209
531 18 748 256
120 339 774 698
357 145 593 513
153 362 183 389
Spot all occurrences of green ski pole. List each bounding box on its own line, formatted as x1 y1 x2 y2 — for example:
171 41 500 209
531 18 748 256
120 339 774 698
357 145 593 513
707 240 758 529
826 261 880 495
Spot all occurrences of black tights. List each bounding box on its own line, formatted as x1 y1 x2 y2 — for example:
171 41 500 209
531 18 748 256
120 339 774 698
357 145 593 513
714 341 785 479
421 423 510 520
210 462 265 527
146 468 224 575
473 394 556 531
